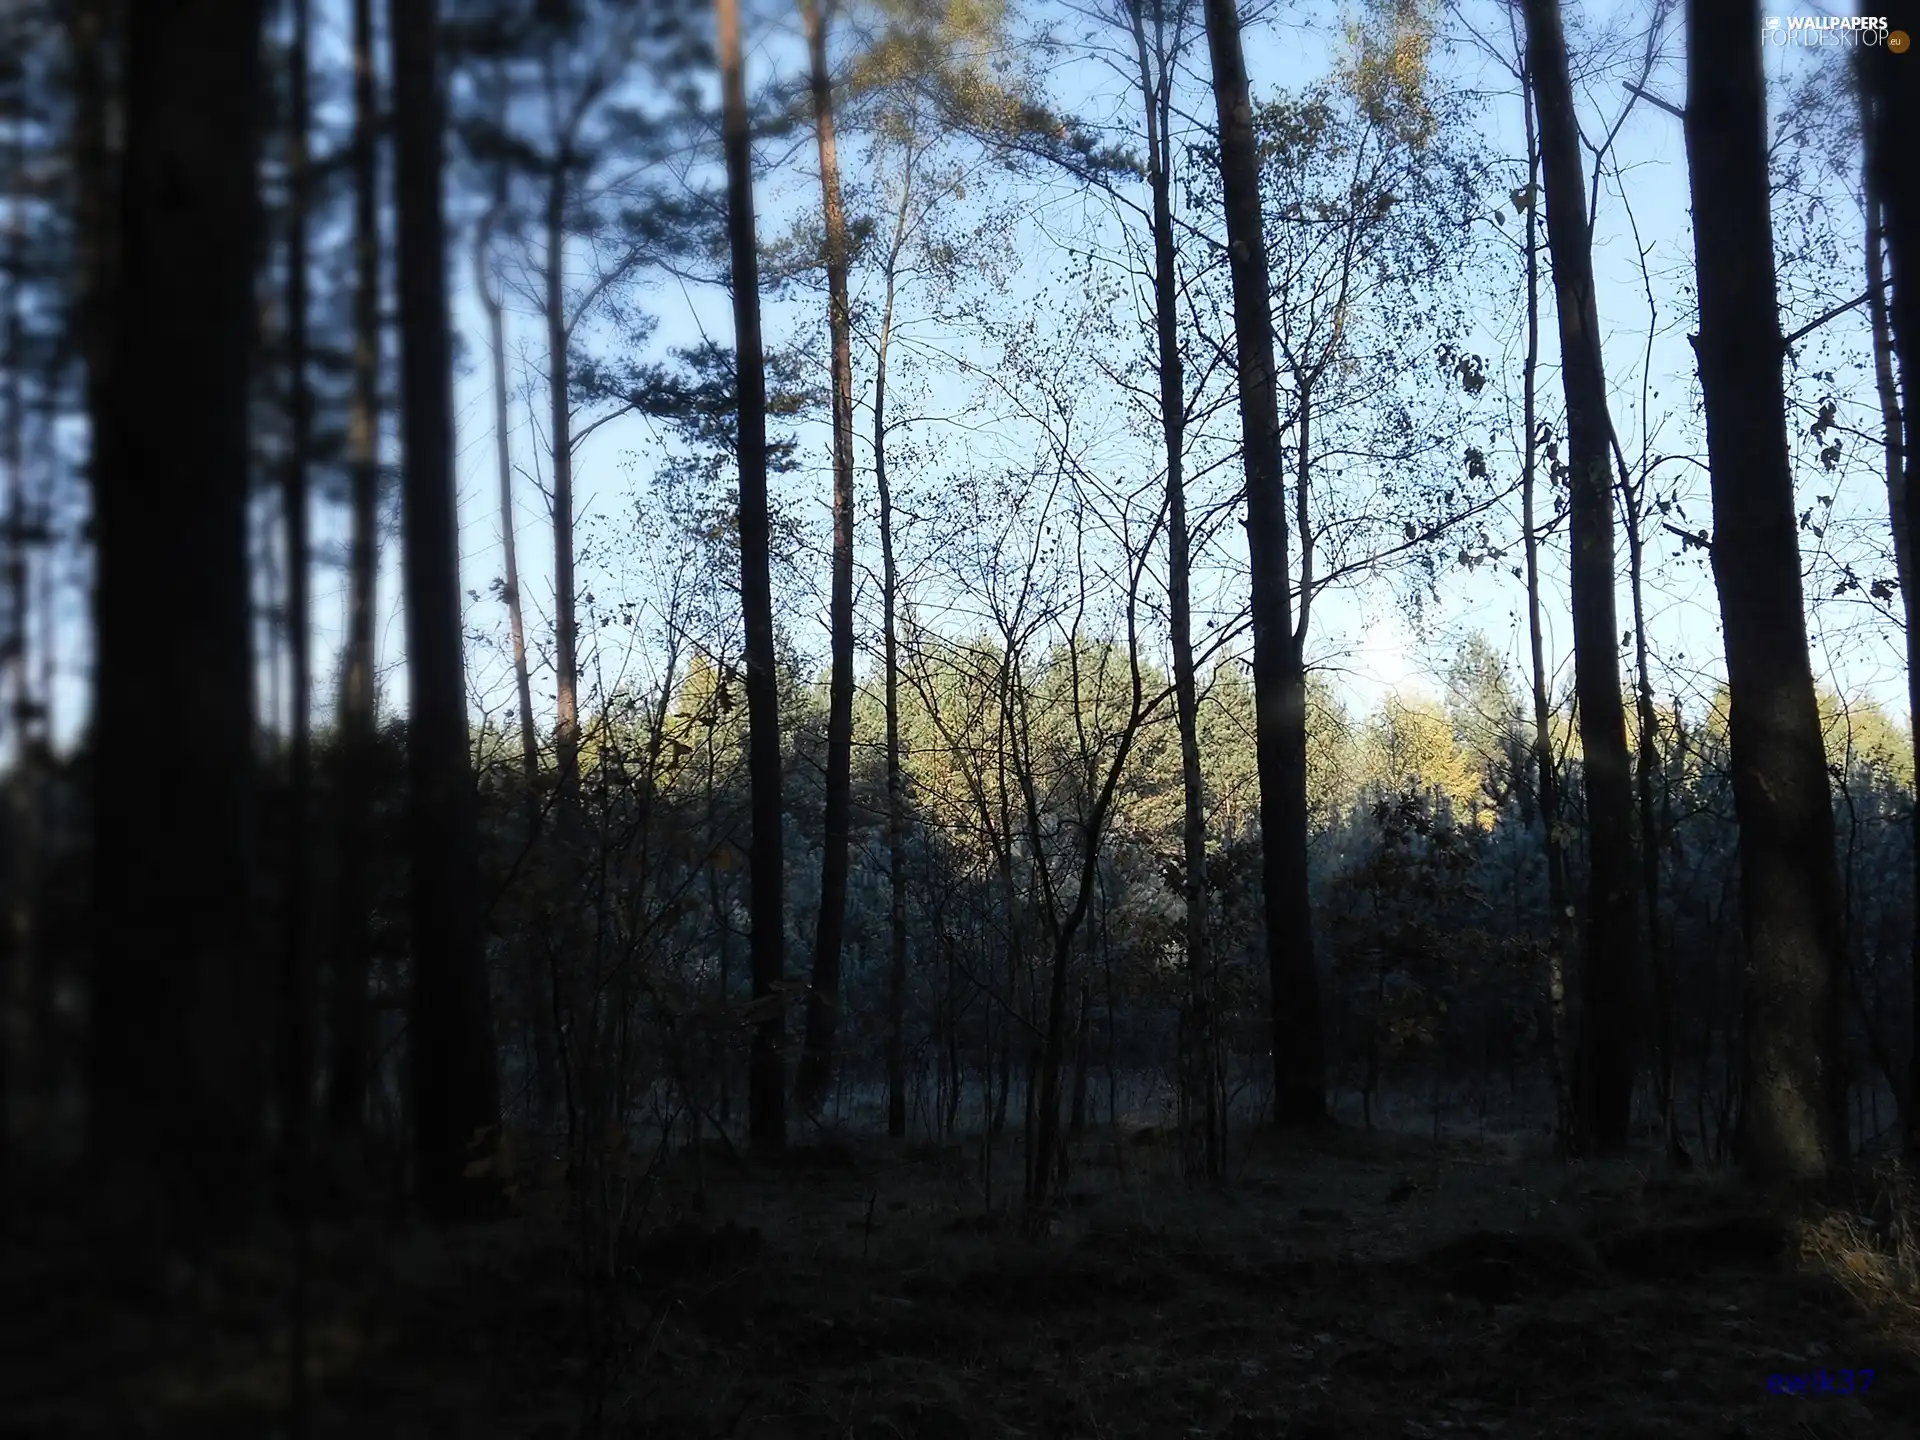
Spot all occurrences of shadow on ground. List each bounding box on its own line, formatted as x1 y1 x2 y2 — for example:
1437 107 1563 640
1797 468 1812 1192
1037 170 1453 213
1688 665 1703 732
5 1122 1916 1438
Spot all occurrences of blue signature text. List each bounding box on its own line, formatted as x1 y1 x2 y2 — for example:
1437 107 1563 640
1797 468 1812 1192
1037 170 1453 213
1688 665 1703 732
1768 1369 1874 1396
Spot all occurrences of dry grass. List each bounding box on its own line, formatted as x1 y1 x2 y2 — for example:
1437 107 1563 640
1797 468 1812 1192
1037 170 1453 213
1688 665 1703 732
1797 1161 1920 1342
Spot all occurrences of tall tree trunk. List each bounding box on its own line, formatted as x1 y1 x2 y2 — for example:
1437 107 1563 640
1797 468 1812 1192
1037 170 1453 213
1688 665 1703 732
1130 0 1215 1177
1200 0 1324 1127
537 141 591 1169
1623 468 1685 1166
1685 0 1847 1181
1613 159 1682 1159
65 0 121 465
279 0 316 1418
4 92 25 748
262 501 284 741
91 0 266 1245
991 742 1021 1138
875 184 911 1141
1517 68 1572 1149
1866 187 1910 621
1 35 26 1207
716 0 785 1150
477 175 557 1131
795 0 857 1111
63 0 122 1161
329 0 379 1159
1069 978 1092 1139
1858 15 1918 1162
704 734 735 1128
280 0 316 1191
1860 154 1910 1156
1521 0 1637 1157
545 169 580 799
1023 893 1072 1211
391 0 502 1218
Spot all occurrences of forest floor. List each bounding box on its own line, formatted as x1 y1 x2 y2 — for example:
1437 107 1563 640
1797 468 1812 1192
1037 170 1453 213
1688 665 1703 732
8 1117 1920 1439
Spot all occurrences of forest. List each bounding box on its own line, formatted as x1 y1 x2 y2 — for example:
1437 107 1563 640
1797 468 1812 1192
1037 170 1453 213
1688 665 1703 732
3 0 1920 1434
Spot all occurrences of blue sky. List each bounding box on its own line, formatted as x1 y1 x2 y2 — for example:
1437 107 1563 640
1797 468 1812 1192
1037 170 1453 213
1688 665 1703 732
271 0 1904 755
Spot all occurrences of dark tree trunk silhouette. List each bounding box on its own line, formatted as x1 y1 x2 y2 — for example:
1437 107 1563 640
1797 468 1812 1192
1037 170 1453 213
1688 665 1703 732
1200 0 1324 1127
795 0 857 1111
875 191 910 1141
391 0 502 1217
477 171 557 1132
0 99 17 1207
90 0 266 1243
1865 171 1910 625
64 0 120 463
279 0 317 1191
280 0 316 1417
1623 433 1686 1168
992 766 1019 1140
1522 0 1637 1156
1686 0 1847 1181
717 0 785 1150
1130 0 1217 1176
1021 643 1147 1217
1861 6 1919 1163
1069 979 1092 1139
545 169 580 800
1517 65 1572 1149
329 0 380 1160
1610 90 1684 1166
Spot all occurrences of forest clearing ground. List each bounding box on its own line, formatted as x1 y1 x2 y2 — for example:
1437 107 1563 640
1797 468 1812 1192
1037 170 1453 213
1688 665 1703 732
6 1119 1919 1438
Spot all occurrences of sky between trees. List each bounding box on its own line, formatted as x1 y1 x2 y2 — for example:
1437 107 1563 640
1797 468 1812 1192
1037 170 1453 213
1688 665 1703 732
182 0 1901 764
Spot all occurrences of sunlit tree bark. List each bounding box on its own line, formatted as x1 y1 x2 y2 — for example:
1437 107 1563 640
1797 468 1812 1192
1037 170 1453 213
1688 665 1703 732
1200 0 1325 1126
795 0 858 1112
1685 0 1847 1180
